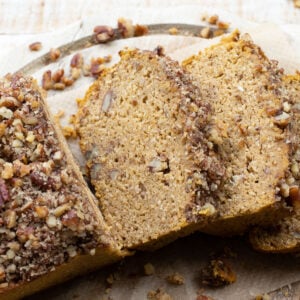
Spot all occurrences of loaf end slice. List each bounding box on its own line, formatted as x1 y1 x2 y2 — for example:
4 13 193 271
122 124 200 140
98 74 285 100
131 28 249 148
250 74 300 253
183 31 290 235
0 74 127 300
76 48 225 250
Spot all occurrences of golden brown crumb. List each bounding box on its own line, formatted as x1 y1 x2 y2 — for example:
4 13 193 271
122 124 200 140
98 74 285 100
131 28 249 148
207 14 219 25
147 288 173 300
62 126 77 139
144 263 155 275
29 42 42 51
165 272 185 285
213 29 225 37
200 27 211 39
134 24 149 37
118 18 135 38
201 258 236 287
168 27 179 35
217 21 230 30
49 48 61 61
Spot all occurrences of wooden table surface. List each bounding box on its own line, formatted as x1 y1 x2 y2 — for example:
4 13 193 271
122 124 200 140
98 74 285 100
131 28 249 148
0 0 299 34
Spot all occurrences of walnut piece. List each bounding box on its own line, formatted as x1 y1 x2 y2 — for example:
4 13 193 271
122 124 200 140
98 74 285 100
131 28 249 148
29 42 42 51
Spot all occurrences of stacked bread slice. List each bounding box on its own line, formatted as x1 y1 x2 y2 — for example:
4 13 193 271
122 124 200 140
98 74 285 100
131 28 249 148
0 74 127 300
76 33 291 251
250 74 300 253
182 31 292 235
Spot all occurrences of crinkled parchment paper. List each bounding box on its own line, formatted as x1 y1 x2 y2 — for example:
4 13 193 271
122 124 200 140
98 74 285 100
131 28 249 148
1 5 300 300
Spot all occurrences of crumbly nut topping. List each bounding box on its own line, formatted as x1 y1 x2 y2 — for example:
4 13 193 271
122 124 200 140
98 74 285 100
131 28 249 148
0 74 106 286
29 42 42 52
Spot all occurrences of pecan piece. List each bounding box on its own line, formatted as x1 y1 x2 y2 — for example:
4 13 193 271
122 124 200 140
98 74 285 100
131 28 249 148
29 42 42 51
93 25 115 43
0 178 10 207
62 209 80 230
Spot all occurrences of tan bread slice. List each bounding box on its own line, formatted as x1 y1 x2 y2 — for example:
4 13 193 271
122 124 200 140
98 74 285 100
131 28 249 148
76 48 225 250
250 74 300 253
183 31 290 236
0 74 128 300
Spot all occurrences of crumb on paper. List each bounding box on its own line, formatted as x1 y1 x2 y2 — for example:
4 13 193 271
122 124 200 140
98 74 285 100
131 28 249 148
207 14 219 25
201 258 236 287
200 27 211 39
165 272 185 285
49 48 61 61
134 24 149 37
213 29 225 37
62 126 77 139
147 288 173 300
144 263 155 275
168 27 179 35
29 42 42 51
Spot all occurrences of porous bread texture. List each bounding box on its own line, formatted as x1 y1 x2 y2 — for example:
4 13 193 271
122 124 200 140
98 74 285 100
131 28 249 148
76 48 224 249
183 31 290 235
250 74 300 253
0 74 126 300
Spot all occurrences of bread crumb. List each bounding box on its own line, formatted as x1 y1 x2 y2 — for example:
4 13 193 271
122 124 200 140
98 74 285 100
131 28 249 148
200 27 211 39
165 272 185 285
144 263 155 275
62 126 77 139
168 27 179 35
207 14 219 25
147 288 173 300
29 42 42 51
134 24 149 37
201 258 236 287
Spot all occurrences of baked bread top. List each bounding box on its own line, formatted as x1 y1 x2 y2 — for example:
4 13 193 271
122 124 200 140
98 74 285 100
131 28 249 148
183 31 290 234
250 74 300 253
76 48 224 249
0 74 118 294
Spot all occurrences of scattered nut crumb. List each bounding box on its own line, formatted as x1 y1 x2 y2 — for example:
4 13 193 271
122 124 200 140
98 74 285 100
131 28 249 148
29 42 42 51
144 263 155 275
70 53 84 68
217 21 230 30
118 18 135 38
213 29 225 37
62 126 77 139
200 27 211 39
52 69 65 83
147 288 173 300
94 25 115 43
201 258 236 287
168 27 178 35
134 24 149 37
165 272 185 285
53 83 65 91
207 14 219 25
42 70 53 90
49 48 61 61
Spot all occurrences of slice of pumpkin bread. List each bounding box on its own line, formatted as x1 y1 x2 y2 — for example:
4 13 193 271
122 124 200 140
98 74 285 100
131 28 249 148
250 74 300 253
0 74 126 300
183 31 290 235
76 48 225 249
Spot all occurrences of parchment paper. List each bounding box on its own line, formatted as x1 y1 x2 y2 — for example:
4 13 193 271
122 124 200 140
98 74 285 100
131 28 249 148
1 5 300 299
